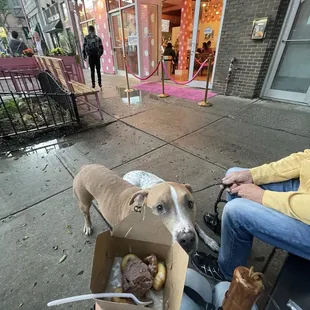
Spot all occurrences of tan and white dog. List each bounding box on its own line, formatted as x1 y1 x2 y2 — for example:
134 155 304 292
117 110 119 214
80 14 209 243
73 165 198 253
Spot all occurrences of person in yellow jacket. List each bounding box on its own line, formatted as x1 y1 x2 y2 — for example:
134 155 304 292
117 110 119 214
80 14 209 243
191 149 310 281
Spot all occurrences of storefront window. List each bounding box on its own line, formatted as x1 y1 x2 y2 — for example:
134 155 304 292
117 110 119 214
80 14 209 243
122 6 137 74
61 2 69 22
108 0 119 11
78 0 95 22
121 0 135 8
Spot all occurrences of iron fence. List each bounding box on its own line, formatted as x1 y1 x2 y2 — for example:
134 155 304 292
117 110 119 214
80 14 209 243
0 91 79 137
0 69 41 93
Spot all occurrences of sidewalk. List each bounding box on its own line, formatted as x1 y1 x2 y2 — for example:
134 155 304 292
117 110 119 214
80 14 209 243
1 72 309 309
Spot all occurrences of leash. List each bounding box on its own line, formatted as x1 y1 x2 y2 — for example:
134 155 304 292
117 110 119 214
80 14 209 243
204 183 229 235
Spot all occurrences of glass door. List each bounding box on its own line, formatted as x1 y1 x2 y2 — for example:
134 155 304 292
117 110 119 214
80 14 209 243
110 12 125 73
136 0 161 81
188 0 205 88
122 6 139 74
263 0 310 105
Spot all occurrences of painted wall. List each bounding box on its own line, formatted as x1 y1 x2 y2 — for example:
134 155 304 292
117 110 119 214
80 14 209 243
94 0 115 74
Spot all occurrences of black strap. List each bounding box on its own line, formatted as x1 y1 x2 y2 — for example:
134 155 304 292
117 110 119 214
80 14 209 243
184 286 216 310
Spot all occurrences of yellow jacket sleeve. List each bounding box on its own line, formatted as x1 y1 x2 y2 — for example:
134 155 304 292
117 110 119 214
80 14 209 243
250 149 310 185
263 191 310 225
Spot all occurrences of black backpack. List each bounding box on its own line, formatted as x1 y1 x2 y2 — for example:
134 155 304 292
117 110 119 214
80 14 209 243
86 34 100 57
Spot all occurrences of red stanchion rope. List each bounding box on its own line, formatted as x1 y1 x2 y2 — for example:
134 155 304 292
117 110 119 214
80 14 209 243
162 57 210 85
194 57 214 66
125 60 161 81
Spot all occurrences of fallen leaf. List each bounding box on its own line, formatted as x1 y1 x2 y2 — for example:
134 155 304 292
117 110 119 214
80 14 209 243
58 254 67 264
66 225 71 229
33 282 37 288
77 270 84 275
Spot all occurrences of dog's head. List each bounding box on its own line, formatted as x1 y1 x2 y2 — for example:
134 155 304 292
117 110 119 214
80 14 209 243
129 182 197 253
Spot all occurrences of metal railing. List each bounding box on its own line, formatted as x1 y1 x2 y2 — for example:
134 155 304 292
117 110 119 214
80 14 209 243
0 69 42 93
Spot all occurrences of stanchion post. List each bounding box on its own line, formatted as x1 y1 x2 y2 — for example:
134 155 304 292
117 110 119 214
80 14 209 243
124 55 134 93
158 55 169 98
198 56 213 107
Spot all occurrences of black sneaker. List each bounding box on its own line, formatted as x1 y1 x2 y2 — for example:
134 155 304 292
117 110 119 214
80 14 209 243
191 251 226 282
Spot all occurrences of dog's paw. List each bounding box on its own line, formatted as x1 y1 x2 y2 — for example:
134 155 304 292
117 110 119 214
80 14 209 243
83 225 93 236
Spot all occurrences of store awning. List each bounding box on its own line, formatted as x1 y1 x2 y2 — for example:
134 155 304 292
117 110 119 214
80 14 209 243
42 20 63 33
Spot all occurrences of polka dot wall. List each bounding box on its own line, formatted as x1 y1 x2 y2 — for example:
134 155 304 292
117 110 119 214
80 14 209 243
95 0 115 74
179 0 193 71
140 4 157 77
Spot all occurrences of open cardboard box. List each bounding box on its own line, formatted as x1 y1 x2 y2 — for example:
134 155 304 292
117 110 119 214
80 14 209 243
90 207 189 310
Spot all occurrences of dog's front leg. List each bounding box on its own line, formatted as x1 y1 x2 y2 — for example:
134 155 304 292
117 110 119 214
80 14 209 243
79 202 93 235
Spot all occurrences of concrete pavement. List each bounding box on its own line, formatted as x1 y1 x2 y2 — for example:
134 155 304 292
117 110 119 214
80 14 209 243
1 74 309 309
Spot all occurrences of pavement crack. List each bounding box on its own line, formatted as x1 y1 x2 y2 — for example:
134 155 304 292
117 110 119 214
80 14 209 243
227 115 310 139
170 116 226 143
0 186 73 221
111 143 168 170
115 119 226 170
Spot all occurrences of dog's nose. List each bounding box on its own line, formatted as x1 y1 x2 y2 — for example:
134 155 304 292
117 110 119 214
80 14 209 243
177 231 196 252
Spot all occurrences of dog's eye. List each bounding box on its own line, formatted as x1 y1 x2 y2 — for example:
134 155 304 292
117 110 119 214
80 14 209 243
156 204 164 213
188 201 194 209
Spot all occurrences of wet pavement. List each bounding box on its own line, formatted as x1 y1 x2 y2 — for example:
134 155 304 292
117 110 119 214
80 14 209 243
1 73 310 309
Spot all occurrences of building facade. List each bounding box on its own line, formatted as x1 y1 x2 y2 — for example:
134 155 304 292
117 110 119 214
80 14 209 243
23 0 75 52
79 0 309 105
1 0 30 48
21 0 310 106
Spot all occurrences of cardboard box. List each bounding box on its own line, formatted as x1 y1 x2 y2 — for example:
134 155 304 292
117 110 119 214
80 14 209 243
90 207 189 310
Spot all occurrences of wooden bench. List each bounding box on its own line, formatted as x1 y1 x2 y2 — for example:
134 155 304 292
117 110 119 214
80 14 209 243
34 55 103 120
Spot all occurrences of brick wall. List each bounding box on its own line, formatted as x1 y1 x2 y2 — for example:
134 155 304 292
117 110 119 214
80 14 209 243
213 0 290 98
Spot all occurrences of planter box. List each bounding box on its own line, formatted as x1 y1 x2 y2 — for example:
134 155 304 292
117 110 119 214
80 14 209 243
0 57 37 71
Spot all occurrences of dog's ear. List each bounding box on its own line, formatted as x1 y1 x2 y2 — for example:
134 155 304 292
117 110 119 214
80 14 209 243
184 183 193 193
129 190 149 205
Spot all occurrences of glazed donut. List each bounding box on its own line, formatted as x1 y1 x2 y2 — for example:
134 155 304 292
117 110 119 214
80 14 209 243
111 287 134 304
121 254 138 272
153 262 167 291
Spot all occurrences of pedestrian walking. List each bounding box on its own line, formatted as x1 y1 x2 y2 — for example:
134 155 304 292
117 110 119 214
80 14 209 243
83 25 104 89
8 31 28 56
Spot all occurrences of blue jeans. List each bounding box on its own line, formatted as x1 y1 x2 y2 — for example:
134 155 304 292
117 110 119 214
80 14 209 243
180 269 257 310
218 167 310 280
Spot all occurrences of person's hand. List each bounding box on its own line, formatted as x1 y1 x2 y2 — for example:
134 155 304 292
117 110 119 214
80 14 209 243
222 170 253 191
230 184 264 204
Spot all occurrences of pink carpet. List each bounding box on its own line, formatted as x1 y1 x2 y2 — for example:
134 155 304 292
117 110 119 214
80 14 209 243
133 82 217 101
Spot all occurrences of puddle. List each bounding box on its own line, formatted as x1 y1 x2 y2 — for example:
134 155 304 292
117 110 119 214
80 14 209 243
116 87 159 105
1 138 73 159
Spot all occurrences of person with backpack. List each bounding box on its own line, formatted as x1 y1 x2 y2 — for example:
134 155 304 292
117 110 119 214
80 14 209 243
83 25 104 89
9 31 28 56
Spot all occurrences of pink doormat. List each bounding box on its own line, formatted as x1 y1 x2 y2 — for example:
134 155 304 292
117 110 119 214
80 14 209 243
133 82 217 101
